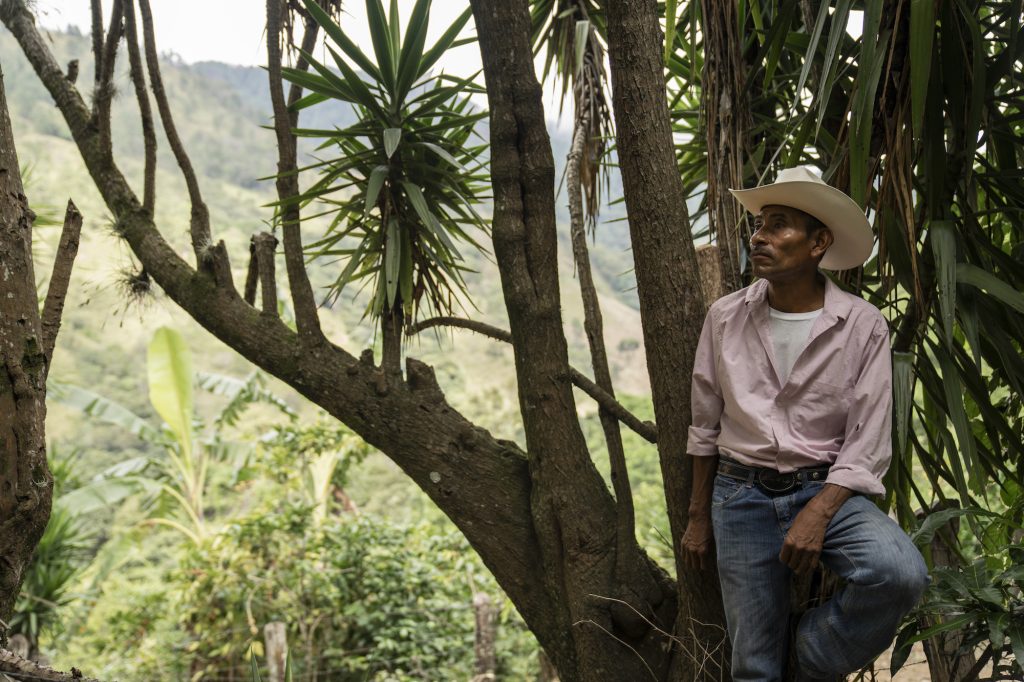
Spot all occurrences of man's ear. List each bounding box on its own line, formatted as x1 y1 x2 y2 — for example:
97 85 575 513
811 228 834 259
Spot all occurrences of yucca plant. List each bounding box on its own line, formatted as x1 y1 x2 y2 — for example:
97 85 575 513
280 0 489 371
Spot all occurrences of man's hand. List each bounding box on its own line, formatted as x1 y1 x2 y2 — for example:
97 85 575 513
682 514 714 571
779 505 829 575
780 483 854 574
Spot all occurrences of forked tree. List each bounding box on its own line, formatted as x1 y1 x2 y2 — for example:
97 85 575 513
1 0 731 678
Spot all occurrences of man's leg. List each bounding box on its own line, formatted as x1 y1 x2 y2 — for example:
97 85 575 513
793 494 929 677
711 474 791 682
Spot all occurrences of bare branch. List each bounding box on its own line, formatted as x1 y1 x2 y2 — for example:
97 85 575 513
40 200 83 373
94 0 122 156
89 0 104 87
381 304 403 376
137 0 212 265
568 102 637 532
568 368 657 444
285 11 319 121
121 0 156 213
266 0 324 345
410 316 512 343
244 236 259 306
410 316 657 443
253 232 279 315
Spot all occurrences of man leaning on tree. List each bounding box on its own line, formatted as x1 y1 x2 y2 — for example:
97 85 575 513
681 166 930 682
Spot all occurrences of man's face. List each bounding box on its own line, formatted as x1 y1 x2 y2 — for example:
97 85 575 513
748 204 833 281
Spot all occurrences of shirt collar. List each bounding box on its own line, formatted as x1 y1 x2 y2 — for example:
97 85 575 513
743 274 852 321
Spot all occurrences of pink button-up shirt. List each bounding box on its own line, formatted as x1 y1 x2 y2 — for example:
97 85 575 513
687 276 892 496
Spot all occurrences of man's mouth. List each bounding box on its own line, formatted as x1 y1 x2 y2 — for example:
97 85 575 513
750 250 772 260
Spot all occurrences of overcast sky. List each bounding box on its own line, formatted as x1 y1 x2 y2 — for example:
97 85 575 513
34 1 480 70
31 1 588 126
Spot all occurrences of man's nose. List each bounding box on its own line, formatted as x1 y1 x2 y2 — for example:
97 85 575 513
750 228 767 248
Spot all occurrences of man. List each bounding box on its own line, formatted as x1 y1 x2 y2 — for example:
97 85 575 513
681 166 929 681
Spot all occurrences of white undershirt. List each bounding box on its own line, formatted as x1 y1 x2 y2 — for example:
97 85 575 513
769 307 823 384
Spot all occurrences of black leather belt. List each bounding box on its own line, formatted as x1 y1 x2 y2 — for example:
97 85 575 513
717 458 830 495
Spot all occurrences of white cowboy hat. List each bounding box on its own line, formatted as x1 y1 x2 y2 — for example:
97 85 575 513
728 165 874 271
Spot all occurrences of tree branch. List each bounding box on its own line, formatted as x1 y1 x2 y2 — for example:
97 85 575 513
0 649 99 682
253 231 279 315
89 0 104 84
94 0 122 157
40 200 83 373
265 0 324 346
568 368 658 444
410 315 512 342
122 0 156 214
567 104 639 540
137 0 213 266
244 235 259 306
285 10 319 120
410 316 657 444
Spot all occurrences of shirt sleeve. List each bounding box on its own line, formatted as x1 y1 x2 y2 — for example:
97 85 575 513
687 305 724 457
825 316 892 496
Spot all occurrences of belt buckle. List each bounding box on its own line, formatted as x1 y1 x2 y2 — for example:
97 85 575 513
757 469 797 493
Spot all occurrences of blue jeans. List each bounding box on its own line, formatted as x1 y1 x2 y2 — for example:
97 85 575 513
710 474 929 681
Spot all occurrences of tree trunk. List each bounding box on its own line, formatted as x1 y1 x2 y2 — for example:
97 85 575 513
604 0 730 678
921 510 976 680
468 1 675 678
700 0 749 295
0 62 54 637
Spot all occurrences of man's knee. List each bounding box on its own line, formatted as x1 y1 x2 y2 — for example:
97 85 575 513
890 548 929 609
862 539 929 611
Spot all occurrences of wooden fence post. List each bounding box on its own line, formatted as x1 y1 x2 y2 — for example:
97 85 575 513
471 592 497 681
264 621 288 682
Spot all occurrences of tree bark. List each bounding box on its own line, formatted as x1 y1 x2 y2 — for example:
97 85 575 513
0 61 54 635
604 0 730 678
700 0 749 295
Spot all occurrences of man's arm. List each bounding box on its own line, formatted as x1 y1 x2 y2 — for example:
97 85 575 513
682 306 724 571
682 453 719 570
780 316 892 574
